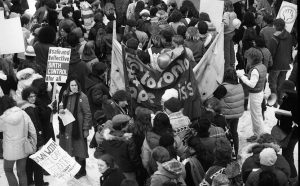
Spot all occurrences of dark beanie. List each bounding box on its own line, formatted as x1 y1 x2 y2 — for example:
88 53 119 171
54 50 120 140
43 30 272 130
126 38 139 50
92 62 107 75
198 21 208 35
159 134 174 147
164 97 182 113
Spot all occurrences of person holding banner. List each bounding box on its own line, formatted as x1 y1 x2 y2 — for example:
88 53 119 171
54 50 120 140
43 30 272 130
58 77 92 179
0 95 37 186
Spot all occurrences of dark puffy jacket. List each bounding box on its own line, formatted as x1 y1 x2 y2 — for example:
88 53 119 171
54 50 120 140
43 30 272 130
101 130 141 173
245 168 289 186
269 29 293 71
241 142 291 182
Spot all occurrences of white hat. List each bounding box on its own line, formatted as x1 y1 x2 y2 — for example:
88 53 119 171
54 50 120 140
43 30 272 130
232 18 241 29
139 9 150 17
259 148 277 166
161 88 179 103
24 46 36 57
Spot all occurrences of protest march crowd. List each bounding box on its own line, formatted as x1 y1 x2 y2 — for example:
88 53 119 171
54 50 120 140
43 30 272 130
0 0 298 185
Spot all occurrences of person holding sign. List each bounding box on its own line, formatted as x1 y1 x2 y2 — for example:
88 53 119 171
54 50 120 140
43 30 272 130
58 77 92 179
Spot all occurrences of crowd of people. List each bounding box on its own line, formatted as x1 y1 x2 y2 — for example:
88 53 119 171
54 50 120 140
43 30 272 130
0 0 298 186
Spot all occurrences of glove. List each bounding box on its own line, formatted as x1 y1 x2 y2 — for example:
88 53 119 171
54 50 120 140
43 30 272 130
236 71 244 78
83 130 89 138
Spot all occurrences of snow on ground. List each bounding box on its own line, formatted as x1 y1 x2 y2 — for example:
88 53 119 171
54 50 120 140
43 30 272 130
0 0 297 185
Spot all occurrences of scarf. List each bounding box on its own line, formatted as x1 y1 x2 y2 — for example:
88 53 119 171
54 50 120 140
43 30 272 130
59 93 81 139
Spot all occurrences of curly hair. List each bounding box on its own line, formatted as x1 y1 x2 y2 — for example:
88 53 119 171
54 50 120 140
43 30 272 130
62 6 73 18
244 47 263 66
112 90 129 103
273 18 285 31
152 112 173 136
21 86 37 101
224 0 234 12
168 9 182 23
180 0 199 18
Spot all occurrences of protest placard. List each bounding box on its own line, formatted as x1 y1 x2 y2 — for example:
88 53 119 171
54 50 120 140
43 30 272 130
29 139 81 181
59 109 76 126
199 0 224 32
45 47 71 83
0 17 25 55
276 1 297 33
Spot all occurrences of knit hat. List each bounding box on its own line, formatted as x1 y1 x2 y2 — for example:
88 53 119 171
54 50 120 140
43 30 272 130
126 38 139 50
24 46 36 57
94 110 106 121
92 62 107 75
164 97 182 112
280 80 296 93
140 9 150 17
259 148 277 166
161 88 179 102
112 114 131 128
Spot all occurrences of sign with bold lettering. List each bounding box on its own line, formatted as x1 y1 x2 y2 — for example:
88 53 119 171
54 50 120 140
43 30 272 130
45 47 71 83
29 139 80 181
276 1 297 33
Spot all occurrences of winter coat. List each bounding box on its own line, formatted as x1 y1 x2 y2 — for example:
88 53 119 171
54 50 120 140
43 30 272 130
141 131 185 174
0 71 17 96
168 111 191 143
150 159 187 186
242 26 258 54
137 19 152 36
102 99 128 120
21 102 45 148
85 80 109 126
59 92 92 158
184 39 205 63
33 42 56 74
0 107 37 160
259 25 276 50
68 46 92 93
101 130 141 173
269 30 293 71
88 21 106 41
241 142 291 182
114 0 129 26
100 168 125 186
219 82 245 119
33 6 47 24
245 168 289 186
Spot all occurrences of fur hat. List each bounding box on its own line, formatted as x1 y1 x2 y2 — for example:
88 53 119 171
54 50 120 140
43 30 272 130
112 114 131 128
260 148 277 166
164 97 182 113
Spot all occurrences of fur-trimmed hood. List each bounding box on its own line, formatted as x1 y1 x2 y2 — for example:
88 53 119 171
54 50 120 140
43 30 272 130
16 68 35 80
103 128 132 141
245 142 281 154
20 102 36 110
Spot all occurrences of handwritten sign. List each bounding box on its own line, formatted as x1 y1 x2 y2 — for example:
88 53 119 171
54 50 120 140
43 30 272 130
29 139 81 181
45 47 71 83
276 1 297 33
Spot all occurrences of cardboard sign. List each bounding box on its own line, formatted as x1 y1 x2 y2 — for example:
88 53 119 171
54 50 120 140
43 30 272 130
45 47 71 83
30 139 81 181
276 1 297 33
0 17 25 55
199 0 224 32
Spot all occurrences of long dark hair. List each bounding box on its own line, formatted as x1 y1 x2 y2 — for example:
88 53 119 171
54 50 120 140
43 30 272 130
0 95 16 115
152 112 173 136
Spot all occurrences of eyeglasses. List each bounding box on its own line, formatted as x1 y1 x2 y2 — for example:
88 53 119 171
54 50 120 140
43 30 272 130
29 95 36 98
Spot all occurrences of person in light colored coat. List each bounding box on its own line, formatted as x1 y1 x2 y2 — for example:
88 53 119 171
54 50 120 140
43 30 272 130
0 95 37 186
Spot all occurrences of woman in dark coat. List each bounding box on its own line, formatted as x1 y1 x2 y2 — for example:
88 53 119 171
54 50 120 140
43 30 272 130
21 87 48 186
98 154 125 186
58 77 92 179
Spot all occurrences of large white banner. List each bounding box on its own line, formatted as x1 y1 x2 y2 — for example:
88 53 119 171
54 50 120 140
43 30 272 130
0 17 25 55
29 139 81 181
199 0 224 32
276 1 297 33
193 25 225 101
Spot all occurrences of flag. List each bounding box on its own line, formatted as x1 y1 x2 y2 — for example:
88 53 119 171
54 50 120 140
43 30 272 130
193 26 225 102
109 20 126 95
125 46 203 120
